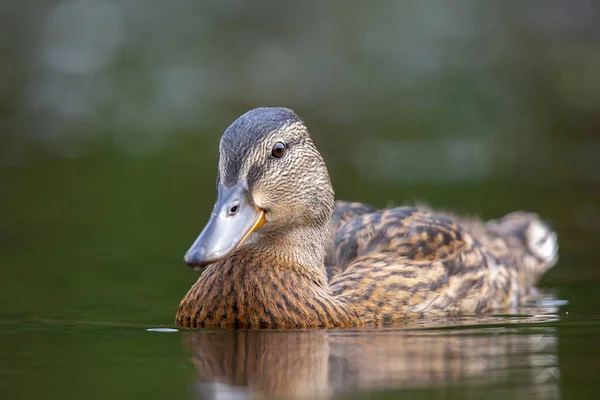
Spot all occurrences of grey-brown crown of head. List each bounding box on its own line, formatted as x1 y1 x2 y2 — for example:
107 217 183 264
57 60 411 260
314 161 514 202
219 107 305 186
217 107 334 230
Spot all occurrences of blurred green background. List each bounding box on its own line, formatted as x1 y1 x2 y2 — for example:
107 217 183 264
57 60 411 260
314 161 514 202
1 1 600 399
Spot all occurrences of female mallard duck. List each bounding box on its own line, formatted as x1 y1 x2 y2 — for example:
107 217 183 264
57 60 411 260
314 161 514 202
176 107 558 328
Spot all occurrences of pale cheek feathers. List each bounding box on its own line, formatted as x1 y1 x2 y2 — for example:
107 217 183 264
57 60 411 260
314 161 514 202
251 182 301 211
252 190 267 210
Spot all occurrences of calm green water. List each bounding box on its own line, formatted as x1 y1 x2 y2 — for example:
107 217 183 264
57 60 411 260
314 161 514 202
2 1 600 398
1 305 600 399
1 147 599 399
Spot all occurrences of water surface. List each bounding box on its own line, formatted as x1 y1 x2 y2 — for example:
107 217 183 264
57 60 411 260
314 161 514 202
2 295 600 399
2 2 600 399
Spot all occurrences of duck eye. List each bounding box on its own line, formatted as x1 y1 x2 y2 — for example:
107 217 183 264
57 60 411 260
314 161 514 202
271 142 287 158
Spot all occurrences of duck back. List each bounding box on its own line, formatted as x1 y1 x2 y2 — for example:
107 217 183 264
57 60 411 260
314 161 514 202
326 202 558 323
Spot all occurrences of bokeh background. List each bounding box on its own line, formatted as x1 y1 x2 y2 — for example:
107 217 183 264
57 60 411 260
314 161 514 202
1 1 600 398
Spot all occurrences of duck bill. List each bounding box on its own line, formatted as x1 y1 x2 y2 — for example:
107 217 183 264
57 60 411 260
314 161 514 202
184 182 266 269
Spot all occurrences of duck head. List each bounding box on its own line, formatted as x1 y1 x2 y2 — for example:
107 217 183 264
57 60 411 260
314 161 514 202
184 107 335 269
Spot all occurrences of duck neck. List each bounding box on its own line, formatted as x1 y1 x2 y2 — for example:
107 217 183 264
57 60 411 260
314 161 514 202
248 223 330 287
177 239 362 328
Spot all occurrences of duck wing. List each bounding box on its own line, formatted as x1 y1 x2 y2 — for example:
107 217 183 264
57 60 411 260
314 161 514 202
327 206 558 323
329 206 468 272
325 201 378 280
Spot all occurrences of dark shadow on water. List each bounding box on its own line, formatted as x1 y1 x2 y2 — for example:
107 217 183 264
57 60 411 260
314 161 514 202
185 295 562 399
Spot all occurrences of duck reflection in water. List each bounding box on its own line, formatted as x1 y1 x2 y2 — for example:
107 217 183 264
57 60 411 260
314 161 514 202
185 318 560 399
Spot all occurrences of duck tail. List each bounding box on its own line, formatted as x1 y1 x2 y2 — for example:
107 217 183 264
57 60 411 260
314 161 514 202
487 212 559 285
525 217 559 272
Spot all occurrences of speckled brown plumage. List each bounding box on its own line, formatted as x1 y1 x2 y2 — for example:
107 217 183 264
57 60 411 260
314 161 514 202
176 107 558 329
325 202 558 324
178 245 360 328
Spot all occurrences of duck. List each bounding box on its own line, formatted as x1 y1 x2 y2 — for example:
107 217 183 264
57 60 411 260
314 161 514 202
176 107 558 329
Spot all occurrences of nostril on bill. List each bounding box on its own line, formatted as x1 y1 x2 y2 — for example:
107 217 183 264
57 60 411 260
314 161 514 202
228 202 240 216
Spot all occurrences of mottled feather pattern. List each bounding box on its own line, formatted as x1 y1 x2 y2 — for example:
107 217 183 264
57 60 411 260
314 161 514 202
325 201 555 323
176 108 558 329
325 201 377 280
177 247 361 328
178 201 556 328
329 205 467 271
462 212 558 299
